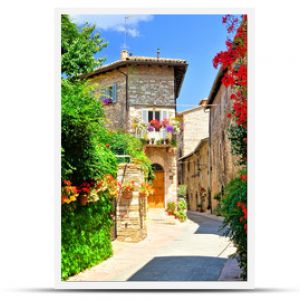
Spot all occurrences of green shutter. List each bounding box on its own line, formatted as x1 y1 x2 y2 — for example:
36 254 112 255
112 83 117 102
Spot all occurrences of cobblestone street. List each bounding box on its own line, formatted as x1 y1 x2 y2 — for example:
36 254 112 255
68 211 241 282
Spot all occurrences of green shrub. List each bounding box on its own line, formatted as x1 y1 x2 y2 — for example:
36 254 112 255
219 170 247 280
174 199 187 222
174 210 187 222
104 131 154 181
177 198 187 211
166 201 176 214
178 184 187 199
61 193 113 280
61 80 118 184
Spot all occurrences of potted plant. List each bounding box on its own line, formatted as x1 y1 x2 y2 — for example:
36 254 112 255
77 181 91 206
61 180 78 204
139 182 154 198
166 201 176 215
121 180 138 200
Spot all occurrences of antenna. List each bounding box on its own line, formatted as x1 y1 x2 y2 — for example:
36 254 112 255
124 16 129 50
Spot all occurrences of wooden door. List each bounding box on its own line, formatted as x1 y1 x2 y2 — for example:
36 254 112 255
148 170 165 208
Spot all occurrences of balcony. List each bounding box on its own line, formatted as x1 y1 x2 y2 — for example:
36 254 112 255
134 128 177 147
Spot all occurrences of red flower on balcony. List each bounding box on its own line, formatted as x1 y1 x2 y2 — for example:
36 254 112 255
150 119 162 131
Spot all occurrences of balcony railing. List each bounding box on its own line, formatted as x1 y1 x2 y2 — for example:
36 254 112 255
134 128 176 146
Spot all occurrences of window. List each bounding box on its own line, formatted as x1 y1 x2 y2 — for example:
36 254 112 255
101 83 117 103
141 109 169 123
148 111 160 121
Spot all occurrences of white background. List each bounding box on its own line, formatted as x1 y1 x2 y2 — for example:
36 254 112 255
1 0 300 299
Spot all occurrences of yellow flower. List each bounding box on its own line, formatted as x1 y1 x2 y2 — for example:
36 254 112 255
69 195 76 202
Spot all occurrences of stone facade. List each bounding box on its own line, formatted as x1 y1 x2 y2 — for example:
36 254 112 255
85 52 187 210
89 67 127 131
209 84 240 211
178 106 209 157
127 64 175 107
116 164 147 242
179 138 210 212
177 103 209 190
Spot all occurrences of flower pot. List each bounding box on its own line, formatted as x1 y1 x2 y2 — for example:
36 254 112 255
79 194 89 206
122 190 133 200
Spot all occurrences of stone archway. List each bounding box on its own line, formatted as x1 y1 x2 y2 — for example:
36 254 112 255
148 163 165 208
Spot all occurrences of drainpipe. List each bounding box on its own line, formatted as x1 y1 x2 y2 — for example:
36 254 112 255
117 68 129 131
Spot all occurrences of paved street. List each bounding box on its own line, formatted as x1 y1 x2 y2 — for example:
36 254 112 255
68 211 241 282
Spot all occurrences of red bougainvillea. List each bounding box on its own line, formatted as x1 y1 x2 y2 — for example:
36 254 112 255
213 15 248 280
213 15 247 129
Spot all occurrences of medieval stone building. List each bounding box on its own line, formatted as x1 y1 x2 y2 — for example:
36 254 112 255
206 68 240 211
82 50 188 209
177 99 210 212
178 138 210 212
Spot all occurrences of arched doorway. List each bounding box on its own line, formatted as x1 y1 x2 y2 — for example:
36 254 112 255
148 163 165 208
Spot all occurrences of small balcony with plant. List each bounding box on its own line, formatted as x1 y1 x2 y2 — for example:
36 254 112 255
131 116 181 147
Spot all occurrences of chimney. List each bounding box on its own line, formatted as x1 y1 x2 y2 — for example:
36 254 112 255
120 50 129 61
156 48 160 59
199 98 208 107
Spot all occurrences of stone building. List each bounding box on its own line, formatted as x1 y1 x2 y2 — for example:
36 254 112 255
206 68 240 211
178 138 210 212
177 99 209 185
82 50 188 209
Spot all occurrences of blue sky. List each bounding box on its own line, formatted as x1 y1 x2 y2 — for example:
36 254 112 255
71 14 233 112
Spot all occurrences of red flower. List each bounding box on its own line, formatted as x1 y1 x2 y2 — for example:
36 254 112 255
63 180 72 186
106 144 110 148
227 112 232 118
240 174 247 181
237 202 241 207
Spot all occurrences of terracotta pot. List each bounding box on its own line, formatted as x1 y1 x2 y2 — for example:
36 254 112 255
122 190 133 200
79 194 89 206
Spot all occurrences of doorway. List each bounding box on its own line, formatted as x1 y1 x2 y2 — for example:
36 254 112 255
148 164 165 208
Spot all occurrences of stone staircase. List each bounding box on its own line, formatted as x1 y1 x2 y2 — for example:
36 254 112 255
147 208 177 225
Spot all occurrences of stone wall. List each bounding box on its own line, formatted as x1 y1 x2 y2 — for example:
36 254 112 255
209 85 240 211
89 64 176 132
145 146 178 204
181 107 209 156
89 67 127 131
181 139 210 212
116 163 147 242
177 106 209 185
128 64 175 107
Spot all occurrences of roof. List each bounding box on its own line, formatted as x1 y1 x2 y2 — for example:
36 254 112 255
81 55 188 99
206 67 226 107
178 137 209 161
177 106 203 116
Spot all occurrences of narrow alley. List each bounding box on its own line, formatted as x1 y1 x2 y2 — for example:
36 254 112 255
69 212 241 282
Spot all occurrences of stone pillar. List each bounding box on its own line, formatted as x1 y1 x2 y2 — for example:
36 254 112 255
116 163 147 242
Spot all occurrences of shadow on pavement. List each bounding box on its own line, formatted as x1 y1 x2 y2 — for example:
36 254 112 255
187 212 227 236
127 256 227 281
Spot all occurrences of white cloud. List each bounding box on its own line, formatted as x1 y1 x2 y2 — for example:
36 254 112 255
70 15 153 38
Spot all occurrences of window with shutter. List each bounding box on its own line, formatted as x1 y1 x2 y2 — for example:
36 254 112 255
111 83 117 103
162 110 167 120
142 110 148 123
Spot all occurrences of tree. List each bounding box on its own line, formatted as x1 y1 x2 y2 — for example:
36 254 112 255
61 15 108 79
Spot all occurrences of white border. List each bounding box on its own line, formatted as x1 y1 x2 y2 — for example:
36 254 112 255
55 7 254 290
